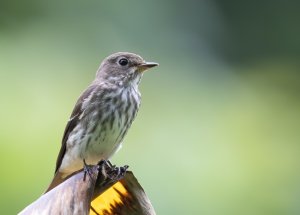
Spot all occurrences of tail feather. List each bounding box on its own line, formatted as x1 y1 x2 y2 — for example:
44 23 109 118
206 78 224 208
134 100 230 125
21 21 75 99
44 171 65 193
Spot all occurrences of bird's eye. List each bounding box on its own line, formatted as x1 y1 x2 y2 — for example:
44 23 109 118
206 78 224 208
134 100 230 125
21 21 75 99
118 58 129 66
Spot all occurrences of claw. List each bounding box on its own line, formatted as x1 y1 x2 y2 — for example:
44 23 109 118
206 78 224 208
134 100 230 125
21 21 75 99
97 159 129 181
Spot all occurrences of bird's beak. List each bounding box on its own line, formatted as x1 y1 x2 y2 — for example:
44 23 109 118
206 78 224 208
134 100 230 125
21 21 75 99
137 62 159 72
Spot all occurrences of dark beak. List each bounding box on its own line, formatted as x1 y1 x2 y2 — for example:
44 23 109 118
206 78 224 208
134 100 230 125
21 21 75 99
138 62 159 72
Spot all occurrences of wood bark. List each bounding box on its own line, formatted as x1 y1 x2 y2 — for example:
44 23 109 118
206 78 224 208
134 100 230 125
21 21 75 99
18 161 156 215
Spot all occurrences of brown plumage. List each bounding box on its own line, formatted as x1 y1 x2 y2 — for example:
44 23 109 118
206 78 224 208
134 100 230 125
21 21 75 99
45 52 158 192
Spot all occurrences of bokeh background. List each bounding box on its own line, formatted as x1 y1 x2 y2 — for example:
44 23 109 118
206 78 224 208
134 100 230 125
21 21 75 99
1 0 300 214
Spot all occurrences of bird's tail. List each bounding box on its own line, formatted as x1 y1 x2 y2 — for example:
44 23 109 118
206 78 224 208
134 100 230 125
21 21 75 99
44 171 65 193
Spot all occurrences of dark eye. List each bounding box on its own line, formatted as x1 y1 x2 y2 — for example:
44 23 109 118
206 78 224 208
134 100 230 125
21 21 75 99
118 58 129 66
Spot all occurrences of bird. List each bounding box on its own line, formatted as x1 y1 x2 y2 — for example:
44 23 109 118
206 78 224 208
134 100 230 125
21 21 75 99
45 52 158 192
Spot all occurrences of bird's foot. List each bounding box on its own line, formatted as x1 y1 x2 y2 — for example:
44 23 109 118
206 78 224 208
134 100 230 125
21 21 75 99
83 159 93 181
98 159 128 181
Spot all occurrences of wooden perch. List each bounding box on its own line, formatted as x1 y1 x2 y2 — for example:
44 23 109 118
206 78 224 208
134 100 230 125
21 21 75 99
19 161 156 215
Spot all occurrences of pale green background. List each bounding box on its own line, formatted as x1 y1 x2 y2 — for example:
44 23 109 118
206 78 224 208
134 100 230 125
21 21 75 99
1 1 300 214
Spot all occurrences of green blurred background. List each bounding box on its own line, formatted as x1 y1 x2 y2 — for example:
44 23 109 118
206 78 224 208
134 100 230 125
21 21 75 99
1 0 300 214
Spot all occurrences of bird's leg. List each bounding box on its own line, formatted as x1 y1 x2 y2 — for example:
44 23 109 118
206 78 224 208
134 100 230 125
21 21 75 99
98 159 114 168
83 159 93 181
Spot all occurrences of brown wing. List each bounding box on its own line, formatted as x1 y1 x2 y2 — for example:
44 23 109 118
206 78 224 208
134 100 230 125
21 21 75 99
55 84 98 173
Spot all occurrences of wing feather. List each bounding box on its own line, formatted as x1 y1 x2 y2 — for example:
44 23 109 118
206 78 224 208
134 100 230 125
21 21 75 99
55 84 98 173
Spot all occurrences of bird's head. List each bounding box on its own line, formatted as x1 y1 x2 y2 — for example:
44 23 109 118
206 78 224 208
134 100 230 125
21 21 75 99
96 52 158 87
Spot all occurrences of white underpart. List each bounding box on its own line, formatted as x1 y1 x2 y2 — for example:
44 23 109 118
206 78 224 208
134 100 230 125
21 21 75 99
59 82 141 177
